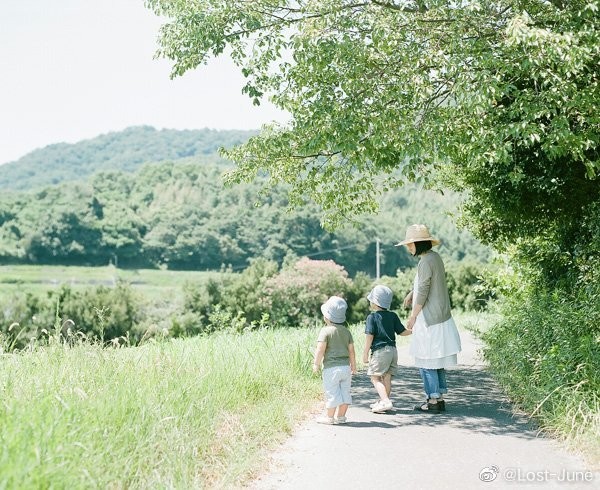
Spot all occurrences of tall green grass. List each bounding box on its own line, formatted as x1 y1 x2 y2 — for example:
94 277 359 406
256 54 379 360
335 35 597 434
483 287 600 464
0 327 322 488
0 293 509 488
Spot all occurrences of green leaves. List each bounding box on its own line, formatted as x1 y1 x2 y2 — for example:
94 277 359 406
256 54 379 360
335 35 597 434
147 0 599 288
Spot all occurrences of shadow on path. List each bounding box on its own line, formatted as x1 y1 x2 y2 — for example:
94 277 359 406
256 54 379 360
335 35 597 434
348 363 539 439
248 331 597 490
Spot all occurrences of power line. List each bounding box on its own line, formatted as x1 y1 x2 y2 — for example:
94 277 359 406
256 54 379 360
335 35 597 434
304 243 366 257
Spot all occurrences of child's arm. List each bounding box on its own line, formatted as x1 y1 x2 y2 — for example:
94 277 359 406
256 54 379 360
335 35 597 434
362 334 374 364
395 313 412 336
348 343 357 374
313 341 327 373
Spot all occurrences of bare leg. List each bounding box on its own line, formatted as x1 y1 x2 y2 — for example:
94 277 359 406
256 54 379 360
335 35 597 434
326 407 336 417
383 373 392 398
370 376 390 401
337 403 349 417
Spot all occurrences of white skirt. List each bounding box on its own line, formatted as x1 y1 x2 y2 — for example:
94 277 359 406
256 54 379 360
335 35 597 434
414 353 458 369
410 315 461 369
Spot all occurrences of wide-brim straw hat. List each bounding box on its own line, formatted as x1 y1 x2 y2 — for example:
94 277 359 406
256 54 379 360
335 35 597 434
395 224 441 247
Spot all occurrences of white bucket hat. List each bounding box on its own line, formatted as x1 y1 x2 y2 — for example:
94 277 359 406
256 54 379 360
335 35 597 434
367 285 393 310
395 224 441 247
320 296 348 324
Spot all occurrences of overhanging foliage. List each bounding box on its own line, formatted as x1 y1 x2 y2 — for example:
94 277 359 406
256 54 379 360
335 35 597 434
146 0 599 236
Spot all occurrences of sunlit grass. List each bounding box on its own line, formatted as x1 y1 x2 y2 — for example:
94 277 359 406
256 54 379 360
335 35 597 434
0 327 322 488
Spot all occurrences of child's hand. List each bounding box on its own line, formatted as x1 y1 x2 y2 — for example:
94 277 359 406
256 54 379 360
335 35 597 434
312 363 320 374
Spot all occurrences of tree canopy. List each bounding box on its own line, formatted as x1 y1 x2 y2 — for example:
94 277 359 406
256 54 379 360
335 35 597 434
0 159 488 274
146 0 599 286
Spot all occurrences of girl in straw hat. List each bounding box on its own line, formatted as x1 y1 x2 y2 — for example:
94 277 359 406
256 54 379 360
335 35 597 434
396 224 462 413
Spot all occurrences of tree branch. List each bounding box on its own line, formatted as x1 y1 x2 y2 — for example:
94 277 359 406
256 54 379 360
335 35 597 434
371 0 427 13
224 3 373 40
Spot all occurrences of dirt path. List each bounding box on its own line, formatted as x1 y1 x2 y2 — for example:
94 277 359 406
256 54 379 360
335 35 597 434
248 330 598 489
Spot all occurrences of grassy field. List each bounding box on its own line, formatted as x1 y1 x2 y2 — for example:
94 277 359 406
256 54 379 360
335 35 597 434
2 265 595 472
0 264 217 298
0 326 323 488
0 311 491 488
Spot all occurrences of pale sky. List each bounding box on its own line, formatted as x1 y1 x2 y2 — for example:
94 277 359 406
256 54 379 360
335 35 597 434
0 0 287 166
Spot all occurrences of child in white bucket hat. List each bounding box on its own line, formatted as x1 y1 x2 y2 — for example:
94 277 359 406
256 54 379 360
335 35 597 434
363 285 412 413
313 296 356 424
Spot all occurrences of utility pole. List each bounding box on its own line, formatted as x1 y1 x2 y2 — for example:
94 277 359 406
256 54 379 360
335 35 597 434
376 238 380 279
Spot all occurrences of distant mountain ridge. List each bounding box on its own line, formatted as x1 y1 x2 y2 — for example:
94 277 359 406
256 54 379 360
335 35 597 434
0 126 257 191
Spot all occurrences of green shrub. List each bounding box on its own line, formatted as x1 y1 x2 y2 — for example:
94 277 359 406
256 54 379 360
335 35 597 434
56 282 143 342
175 259 279 336
168 310 206 338
179 257 355 332
1 256 494 345
0 283 144 349
174 256 495 336
261 258 353 327
483 282 600 447
445 261 496 311
343 272 374 323
0 292 54 350
220 258 279 323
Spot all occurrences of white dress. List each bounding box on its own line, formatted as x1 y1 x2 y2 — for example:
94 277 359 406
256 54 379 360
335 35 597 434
409 273 462 369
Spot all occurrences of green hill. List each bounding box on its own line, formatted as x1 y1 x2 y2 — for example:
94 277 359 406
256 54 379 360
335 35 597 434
0 161 490 275
0 126 256 191
0 127 490 274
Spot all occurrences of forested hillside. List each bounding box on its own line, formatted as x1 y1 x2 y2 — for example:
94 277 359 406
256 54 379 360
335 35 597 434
0 126 256 190
0 127 489 274
0 159 488 275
